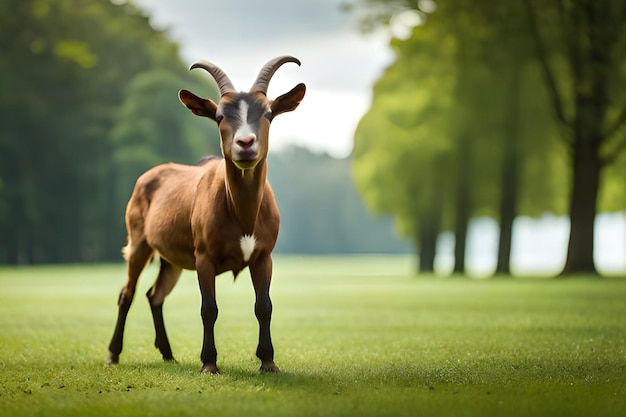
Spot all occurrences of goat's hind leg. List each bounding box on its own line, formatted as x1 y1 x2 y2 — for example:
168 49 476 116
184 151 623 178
106 240 153 365
147 258 182 362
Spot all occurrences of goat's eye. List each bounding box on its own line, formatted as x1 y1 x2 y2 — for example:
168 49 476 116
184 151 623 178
264 111 273 120
215 115 224 124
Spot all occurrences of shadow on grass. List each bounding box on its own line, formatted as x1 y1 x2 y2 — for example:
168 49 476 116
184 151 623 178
108 359 318 389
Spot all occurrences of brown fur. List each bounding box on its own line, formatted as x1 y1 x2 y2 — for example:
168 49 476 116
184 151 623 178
106 57 305 374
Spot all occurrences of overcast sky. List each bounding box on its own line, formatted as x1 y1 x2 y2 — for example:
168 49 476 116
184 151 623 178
131 0 395 158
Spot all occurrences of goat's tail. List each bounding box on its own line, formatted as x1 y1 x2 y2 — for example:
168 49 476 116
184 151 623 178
121 243 132 262
121 241 156 264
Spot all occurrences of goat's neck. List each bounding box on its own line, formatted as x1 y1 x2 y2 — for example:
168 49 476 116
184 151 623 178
224 159 267 235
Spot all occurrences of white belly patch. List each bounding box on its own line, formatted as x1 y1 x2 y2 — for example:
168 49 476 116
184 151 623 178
240 234 257 262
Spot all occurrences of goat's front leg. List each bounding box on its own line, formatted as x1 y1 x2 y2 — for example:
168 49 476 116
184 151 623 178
250 254 279 373
196 257 219 374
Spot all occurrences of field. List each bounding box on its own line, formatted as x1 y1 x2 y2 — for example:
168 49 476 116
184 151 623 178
1 255 625 417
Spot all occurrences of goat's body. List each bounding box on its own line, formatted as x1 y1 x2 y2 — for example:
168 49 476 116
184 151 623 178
124 158 279 274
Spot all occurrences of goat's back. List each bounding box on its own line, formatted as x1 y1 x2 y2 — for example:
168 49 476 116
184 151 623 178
125 160 221 270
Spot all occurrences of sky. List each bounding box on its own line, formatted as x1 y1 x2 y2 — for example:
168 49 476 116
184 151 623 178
131 0 396 158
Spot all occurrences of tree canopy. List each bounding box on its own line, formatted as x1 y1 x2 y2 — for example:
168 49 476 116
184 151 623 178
0 0 220 263
351 0 621 275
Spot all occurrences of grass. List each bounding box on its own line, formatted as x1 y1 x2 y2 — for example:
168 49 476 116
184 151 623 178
0 255 625 417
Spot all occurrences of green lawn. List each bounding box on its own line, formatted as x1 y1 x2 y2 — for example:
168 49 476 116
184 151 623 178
0 255 625 417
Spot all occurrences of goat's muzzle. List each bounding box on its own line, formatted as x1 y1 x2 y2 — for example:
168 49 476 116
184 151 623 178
232 134 259 169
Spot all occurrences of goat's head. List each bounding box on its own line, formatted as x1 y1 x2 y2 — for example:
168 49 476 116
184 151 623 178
179 56 306 170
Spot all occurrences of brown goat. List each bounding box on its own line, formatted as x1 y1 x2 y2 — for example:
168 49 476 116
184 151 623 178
106 56 306 374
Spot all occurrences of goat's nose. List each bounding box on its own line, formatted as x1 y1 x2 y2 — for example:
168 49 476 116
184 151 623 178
236 134 256 149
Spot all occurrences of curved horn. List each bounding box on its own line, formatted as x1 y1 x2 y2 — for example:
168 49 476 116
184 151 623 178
250 55 301 94
190 60 236 96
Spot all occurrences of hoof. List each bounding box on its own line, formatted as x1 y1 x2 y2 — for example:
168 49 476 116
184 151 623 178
260 362 280 373
106 354 119 366
200 364 220 375
156 345 174 362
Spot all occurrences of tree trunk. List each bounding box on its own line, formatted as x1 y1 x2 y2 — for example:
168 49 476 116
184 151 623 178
496 187 516 275
453 136 470 274
561 132 601 275
522 0 616 276
452 197 469 274
496 64 521 275
418 220 438 273
416 177 444 274
561 30 609 276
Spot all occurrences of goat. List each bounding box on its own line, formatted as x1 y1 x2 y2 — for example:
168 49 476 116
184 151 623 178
106 56 306 374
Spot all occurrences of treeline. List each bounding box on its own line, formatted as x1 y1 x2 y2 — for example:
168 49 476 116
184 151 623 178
0 0 407 264
0 0 221 263
352 0 626 276
269 147 410 254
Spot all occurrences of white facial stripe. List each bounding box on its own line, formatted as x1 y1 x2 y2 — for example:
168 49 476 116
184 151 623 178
235 100 254 139
238 100 249 121
240 234 257 262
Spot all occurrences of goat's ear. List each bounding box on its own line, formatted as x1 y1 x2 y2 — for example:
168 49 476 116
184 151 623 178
179 89 218 121
271 83 306 118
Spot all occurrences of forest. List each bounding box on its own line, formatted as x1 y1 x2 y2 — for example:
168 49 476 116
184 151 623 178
353 0 626 275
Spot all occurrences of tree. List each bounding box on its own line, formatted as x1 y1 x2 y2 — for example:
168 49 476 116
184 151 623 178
353 28 458 273
523 0 626 275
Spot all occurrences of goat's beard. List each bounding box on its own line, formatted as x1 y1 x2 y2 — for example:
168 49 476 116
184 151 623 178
232 159 258 171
